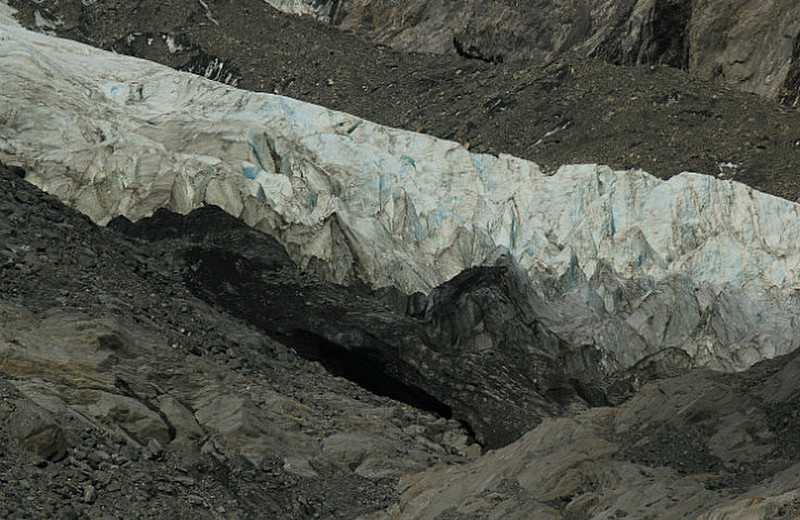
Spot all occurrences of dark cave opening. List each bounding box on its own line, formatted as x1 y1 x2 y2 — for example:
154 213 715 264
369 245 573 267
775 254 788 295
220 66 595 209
281 329 455 420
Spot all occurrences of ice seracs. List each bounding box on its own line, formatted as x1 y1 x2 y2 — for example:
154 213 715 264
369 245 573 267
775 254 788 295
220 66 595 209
2 14 800 371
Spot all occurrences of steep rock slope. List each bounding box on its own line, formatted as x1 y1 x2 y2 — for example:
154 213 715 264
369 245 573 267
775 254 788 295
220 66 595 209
277 0 800 105
3 14 800 378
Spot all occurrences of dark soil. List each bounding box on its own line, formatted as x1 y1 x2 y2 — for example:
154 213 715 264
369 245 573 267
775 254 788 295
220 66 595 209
9 0 800 201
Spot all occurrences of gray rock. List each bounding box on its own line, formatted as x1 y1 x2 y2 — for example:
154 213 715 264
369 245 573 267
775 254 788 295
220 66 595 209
155 395 204 445
145 439 163 460
82 484 97 504
364 356 800 519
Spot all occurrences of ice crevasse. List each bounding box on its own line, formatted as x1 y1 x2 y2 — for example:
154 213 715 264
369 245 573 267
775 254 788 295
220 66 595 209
2 10 800 371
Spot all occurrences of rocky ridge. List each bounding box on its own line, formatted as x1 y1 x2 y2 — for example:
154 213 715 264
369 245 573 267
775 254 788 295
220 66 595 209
366 356 800 519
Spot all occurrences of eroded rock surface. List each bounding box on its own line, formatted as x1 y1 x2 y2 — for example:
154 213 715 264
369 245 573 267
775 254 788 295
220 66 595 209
107 206 617 448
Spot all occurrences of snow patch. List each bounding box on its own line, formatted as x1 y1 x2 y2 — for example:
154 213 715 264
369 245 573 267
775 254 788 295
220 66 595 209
164 34 182 53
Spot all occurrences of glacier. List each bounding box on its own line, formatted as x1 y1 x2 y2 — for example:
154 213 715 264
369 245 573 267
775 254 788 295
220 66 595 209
2 10 800 372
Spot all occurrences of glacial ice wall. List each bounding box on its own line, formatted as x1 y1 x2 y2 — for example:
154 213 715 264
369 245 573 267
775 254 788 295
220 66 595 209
3 14 800 371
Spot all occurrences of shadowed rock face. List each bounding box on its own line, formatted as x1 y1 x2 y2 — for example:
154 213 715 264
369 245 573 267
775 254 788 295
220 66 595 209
106 201 800 465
